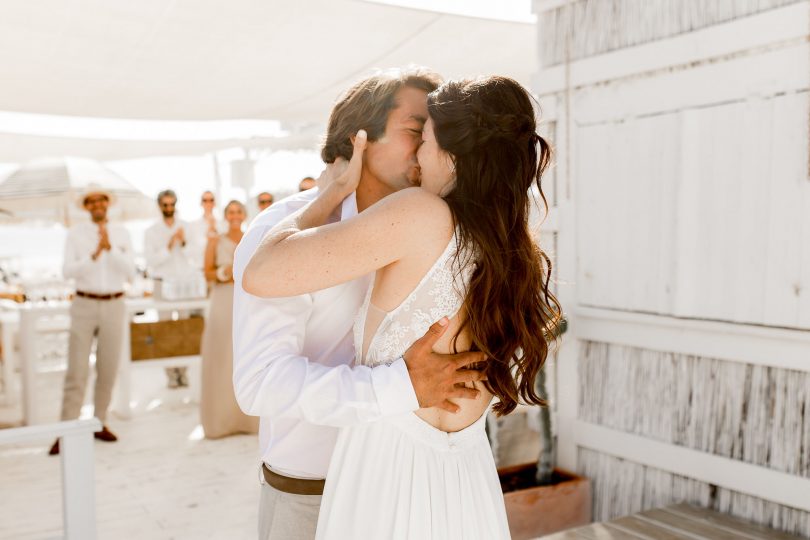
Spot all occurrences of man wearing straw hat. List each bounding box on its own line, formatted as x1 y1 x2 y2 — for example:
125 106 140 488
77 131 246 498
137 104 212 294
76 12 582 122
49 184 135 455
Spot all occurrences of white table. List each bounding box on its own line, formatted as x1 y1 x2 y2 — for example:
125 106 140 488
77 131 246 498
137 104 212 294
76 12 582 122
113 297 208 419
15 296 209 425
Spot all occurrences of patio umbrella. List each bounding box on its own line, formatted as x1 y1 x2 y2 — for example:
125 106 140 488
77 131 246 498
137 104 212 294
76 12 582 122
0 157 154 225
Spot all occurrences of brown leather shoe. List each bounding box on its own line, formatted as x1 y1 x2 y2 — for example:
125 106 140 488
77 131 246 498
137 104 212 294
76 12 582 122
94 425 118 442
48 439 60 456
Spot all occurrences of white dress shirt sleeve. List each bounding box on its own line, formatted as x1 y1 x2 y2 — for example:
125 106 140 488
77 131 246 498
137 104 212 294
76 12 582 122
232 199 419 427
108 227 136 281
62 228 93 280
143 224 172 270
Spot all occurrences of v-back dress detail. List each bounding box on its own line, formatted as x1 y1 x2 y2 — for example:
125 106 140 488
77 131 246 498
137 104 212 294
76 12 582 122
315 230 511 540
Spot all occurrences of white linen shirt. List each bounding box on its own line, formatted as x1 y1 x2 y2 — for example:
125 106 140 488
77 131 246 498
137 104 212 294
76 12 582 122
143 219 193 278
232 188 419 479
62 220 135 294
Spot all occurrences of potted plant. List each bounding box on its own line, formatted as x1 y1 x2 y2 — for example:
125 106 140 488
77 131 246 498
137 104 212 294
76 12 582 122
495 318 592 540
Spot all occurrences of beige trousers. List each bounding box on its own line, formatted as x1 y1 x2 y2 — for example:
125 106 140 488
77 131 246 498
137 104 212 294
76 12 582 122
60 296 126 422
259 481 322 540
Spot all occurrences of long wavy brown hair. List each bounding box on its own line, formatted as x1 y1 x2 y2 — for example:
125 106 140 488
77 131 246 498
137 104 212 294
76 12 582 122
428 76 563 416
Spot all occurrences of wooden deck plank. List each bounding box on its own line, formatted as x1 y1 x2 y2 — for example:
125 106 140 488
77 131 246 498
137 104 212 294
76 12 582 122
541 522 642 539
541 504 803 540
666 504 803 540
638 507 761 540
608 515 697 540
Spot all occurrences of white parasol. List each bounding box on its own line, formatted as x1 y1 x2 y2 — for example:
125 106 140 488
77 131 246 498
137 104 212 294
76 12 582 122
0 157 155 225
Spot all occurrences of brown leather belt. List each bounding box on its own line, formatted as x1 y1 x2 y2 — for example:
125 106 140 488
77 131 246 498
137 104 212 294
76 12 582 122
76 291 125 301
262 464 325 496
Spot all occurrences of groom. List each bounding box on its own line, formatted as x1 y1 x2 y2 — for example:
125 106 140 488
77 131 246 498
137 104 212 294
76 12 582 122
232 67 488 540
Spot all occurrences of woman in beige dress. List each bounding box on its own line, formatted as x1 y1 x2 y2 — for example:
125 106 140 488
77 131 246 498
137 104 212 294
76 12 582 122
200 200 259 438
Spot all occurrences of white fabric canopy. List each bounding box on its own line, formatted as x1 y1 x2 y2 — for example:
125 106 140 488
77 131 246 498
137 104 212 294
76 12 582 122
0 1 535 124
0 131 322 162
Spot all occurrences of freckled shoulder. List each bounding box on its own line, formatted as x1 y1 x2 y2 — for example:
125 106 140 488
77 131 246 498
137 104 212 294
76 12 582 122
370 187 453 232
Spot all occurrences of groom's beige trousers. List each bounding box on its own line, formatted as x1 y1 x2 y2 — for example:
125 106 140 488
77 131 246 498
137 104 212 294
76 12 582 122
259 481 322 539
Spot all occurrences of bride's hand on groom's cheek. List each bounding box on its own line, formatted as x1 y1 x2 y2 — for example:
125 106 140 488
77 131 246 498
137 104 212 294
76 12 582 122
325 129 367 194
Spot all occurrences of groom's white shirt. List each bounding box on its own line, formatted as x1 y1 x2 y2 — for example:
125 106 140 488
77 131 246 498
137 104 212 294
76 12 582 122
232 188 419 479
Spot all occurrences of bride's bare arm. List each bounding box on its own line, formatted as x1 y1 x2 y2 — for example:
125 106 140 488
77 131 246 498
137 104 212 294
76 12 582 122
242 184 452 298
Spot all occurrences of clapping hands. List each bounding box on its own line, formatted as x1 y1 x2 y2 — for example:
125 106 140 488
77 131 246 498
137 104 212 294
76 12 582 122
169 227 185 249
92 224 112 260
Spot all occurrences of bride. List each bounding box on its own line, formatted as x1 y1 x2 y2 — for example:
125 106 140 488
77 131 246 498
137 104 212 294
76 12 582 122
243 75 562 540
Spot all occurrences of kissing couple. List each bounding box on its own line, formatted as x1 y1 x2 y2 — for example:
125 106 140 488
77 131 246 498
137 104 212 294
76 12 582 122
233 66 561 540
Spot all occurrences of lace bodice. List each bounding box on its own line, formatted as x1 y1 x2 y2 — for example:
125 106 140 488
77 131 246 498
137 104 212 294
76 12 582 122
353 230 474 367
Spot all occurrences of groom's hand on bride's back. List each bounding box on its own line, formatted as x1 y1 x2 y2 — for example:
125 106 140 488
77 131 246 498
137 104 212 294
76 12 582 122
403 317 488 414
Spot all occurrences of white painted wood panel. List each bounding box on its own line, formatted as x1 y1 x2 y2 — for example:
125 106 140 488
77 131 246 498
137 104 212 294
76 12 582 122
762 94 809 326
800 157 810 327
576 92 810 328
563 45 808 127
732 98 773 324
575 306 810 373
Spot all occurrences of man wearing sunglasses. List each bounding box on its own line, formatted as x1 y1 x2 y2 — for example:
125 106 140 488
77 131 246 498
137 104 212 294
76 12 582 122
188 190 226 271
144 189 194 388
256 192 274 212
145 189 192 279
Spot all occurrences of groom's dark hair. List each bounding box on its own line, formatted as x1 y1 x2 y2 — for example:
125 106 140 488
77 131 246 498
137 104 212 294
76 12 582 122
320 66 442 164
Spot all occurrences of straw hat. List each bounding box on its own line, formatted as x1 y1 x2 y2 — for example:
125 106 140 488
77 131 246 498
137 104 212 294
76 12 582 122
76 183 117 209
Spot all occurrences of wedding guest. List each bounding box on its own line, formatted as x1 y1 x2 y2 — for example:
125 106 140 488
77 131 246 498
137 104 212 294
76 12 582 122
144 189 192 279
298 177 316 192
187 190 226 271
257 192 274 212
144 189 192 388
49 184 135 455
200 200 258 438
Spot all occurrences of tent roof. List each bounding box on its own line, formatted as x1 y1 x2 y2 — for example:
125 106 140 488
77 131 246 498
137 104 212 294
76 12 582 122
0 1 535 124
0 131 322 162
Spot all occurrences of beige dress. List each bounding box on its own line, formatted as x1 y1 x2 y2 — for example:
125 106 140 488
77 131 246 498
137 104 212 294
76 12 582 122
200 234 259 439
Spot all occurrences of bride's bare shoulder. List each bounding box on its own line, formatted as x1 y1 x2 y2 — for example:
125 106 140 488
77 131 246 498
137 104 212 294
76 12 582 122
372 187 451 224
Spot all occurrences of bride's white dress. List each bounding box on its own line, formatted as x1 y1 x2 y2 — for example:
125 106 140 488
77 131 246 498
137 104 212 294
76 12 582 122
315 231 511 540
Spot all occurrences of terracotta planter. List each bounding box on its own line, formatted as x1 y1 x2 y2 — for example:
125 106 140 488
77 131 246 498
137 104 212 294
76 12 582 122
498 463 591 540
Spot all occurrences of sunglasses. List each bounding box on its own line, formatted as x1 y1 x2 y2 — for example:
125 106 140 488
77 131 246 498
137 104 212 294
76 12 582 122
201 197 214 203
258 199 273 205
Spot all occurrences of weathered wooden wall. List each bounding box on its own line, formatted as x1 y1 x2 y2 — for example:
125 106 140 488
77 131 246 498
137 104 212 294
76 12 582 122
540 0 803 66
578 341 810 536
580 342 810 478
534 0 810 536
